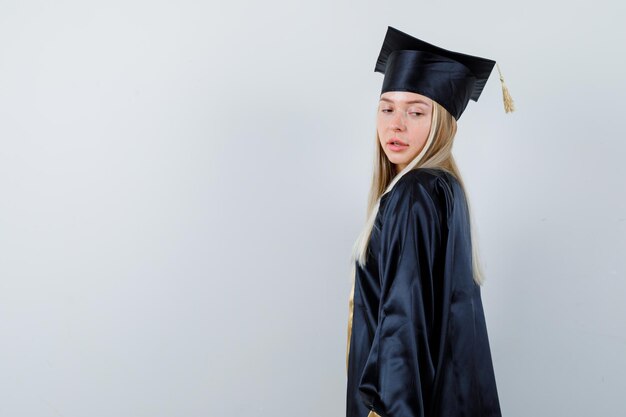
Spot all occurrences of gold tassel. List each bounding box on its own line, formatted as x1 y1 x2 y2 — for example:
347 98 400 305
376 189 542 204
496 63 515 113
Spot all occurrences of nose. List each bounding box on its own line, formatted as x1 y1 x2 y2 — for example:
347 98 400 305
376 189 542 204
390 111 406 131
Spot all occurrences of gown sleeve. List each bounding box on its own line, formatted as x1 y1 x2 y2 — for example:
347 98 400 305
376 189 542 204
358 179 445 417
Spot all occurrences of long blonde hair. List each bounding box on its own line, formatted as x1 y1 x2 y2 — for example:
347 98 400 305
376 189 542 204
349 100 486 287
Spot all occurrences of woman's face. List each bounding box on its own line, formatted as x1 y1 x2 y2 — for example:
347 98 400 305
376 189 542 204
377 91 433 174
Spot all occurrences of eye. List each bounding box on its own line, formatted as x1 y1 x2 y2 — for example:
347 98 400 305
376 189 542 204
381 108 392 113
410 112 423 116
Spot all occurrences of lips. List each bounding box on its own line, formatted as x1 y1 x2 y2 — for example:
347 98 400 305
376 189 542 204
387 138 408 146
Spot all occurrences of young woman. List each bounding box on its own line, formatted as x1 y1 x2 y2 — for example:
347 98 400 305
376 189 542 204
345 27 513 417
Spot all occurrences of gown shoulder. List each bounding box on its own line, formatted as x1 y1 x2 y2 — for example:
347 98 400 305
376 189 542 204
382 167 460 225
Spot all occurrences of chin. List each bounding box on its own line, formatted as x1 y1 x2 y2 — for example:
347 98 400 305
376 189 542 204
386 154 408 165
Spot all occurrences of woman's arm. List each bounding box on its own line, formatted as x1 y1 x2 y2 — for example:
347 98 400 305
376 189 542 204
358 175 444 417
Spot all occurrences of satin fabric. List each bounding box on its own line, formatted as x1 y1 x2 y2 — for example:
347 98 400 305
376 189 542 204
347 280 382 417
346 168 502 417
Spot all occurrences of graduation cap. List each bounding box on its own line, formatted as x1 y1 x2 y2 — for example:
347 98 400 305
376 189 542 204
375 26 514 120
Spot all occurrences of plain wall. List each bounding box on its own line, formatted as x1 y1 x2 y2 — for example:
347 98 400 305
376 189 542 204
1 0 625 416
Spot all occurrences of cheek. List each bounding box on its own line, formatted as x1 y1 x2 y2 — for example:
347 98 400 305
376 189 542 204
376 119 386 137
412 121 431 140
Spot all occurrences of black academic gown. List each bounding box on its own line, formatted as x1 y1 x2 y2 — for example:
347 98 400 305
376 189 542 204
346 168 502 417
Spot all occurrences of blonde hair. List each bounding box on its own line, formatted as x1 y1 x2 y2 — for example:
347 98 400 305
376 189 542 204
349 100 485 287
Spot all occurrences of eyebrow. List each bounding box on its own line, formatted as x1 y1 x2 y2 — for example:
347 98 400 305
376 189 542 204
379 97 431 106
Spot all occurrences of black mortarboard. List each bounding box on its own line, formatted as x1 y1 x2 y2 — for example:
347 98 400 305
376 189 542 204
375 26 514 120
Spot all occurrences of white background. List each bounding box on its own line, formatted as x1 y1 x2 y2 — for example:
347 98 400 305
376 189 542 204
1 1 625 416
